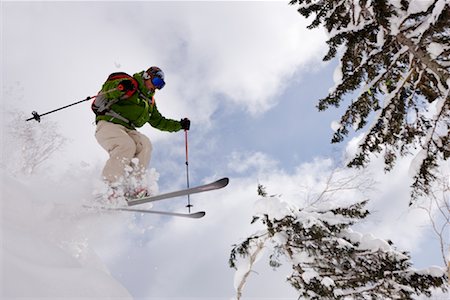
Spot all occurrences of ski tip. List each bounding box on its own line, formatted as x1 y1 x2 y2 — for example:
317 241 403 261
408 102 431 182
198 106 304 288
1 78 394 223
218 177 230 186
192 211 206 218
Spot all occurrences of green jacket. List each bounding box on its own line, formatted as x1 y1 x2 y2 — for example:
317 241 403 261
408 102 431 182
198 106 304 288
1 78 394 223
96 71 182 132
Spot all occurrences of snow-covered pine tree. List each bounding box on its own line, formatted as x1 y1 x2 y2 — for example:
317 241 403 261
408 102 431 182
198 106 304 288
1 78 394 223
229 185 448 299
289 0 449 200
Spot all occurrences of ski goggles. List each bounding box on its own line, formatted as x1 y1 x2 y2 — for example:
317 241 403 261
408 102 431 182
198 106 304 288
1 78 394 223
143 70 166 89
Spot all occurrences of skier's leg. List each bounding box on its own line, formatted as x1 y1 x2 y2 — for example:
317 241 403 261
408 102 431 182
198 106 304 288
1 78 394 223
95 121 137 183
128 130 152 173
126 130 152 196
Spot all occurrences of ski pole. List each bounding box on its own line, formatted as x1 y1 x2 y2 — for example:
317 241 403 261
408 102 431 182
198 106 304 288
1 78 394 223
26 96 95 122
184 129 192 213
26 88 117 122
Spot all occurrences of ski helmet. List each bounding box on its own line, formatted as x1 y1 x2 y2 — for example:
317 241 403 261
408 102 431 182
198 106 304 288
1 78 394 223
143 66 165 89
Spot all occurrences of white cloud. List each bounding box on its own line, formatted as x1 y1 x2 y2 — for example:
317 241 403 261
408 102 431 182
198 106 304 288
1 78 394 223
157 2 328 116
227 151 278 174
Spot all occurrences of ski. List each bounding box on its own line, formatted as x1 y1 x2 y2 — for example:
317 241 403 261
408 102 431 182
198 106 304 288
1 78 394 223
126 177 229 206
84 205 205 219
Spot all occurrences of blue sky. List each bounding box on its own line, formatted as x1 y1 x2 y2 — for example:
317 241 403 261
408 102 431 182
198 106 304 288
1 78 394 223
2 1 446 299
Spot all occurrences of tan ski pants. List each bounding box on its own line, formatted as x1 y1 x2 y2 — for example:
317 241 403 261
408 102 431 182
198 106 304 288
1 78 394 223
95 120 152 183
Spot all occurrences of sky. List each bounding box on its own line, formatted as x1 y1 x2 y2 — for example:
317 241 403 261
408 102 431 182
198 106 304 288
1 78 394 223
2 1 448 299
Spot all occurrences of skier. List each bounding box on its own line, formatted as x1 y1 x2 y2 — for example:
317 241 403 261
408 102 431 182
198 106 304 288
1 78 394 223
92 66 190 199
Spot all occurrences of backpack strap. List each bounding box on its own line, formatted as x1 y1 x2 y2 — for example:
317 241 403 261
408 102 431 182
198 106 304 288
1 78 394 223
138 91 155 109
104 110 132 126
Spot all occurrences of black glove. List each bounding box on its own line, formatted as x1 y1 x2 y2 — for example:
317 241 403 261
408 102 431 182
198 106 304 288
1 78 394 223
180 118 191 130
118 80 135 92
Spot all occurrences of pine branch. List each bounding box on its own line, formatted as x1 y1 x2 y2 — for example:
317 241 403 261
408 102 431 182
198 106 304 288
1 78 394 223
396 31 449 87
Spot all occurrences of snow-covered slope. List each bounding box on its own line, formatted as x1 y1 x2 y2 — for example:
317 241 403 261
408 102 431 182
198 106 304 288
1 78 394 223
1 170 133 299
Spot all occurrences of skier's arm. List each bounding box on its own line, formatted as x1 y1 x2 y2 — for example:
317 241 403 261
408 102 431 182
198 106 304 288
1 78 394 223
148 104 183 132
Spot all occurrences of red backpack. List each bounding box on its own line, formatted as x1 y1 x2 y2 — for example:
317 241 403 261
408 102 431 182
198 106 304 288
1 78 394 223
92 72 138 115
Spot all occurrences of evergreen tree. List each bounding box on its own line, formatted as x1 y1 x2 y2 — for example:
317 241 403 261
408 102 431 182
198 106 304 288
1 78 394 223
230 185 447 299
289 0 449 200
